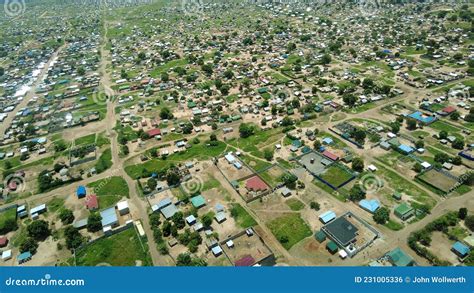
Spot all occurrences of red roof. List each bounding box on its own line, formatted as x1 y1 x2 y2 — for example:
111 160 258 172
322 150 339 161
245 176 269 192
85 194 99 210
442 106 456 114
0 236 8 247
235 255 255 266
147 128 161 137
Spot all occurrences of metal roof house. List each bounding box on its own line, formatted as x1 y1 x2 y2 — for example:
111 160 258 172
322 216 359 247
17 251 32 264
359 199 380 214
394 203 415 221
30 204 46 217
452 241 470 258
100 207 118 229
319 210 336 224
161 204 179 219
76 185 86 198
191 195 206 208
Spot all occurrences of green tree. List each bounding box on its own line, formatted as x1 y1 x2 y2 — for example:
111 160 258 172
465 215 474 232
160 107 173 120
64 226 84 250
87 212 102 232
310 201 320 211
263 148 274 161
352 157 364 172
458 208 468 220
59 209 75 225
27 220 50 241
147 178 158 191
239 123 255 138
373 207 390 224
20 237 39 254
406 118 417 130
349 185 366 202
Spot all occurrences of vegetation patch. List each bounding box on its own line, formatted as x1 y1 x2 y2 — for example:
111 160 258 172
74 227 152 266
267 213 312 250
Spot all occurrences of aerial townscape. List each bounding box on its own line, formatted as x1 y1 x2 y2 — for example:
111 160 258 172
0 0 473 268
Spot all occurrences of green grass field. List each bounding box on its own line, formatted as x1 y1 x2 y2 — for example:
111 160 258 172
374 163 436 210
125 141 227 179
285 198 305 211
87 176 129 208
0 208 17 234
230 203 257 229
74 227 152 266
267 213 312 250
74 134 96 146
319 164 354 187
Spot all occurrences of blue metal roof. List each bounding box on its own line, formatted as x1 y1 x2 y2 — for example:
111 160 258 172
407 111 436 124
452 241 470 256
77 186 86 196
322 137 333 145
359 199 380 213
319 211 336 223
398 144 414 154
17 251 32 261
100 207 118 227
161 204 178 219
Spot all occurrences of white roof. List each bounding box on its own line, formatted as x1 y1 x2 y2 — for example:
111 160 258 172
339 250 348 259
116 200 129 211
226 240 234 247
367 164 377 171
2 250 12 260
421 162 431 168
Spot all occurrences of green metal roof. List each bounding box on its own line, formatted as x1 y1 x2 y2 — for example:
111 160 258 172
191 195 206 208
395 203 413 215
315 231 326 242
326 241 338 253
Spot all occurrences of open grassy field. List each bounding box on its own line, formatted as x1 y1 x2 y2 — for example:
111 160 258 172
125 141 228 179
417 169 458 194
74 227 152 266
285 198 305 211
267 213 312 250
319 164 354 188
87 176 129 208
373 163 436 210
74 133 96 146
0 207 17 234
230 203 257 229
